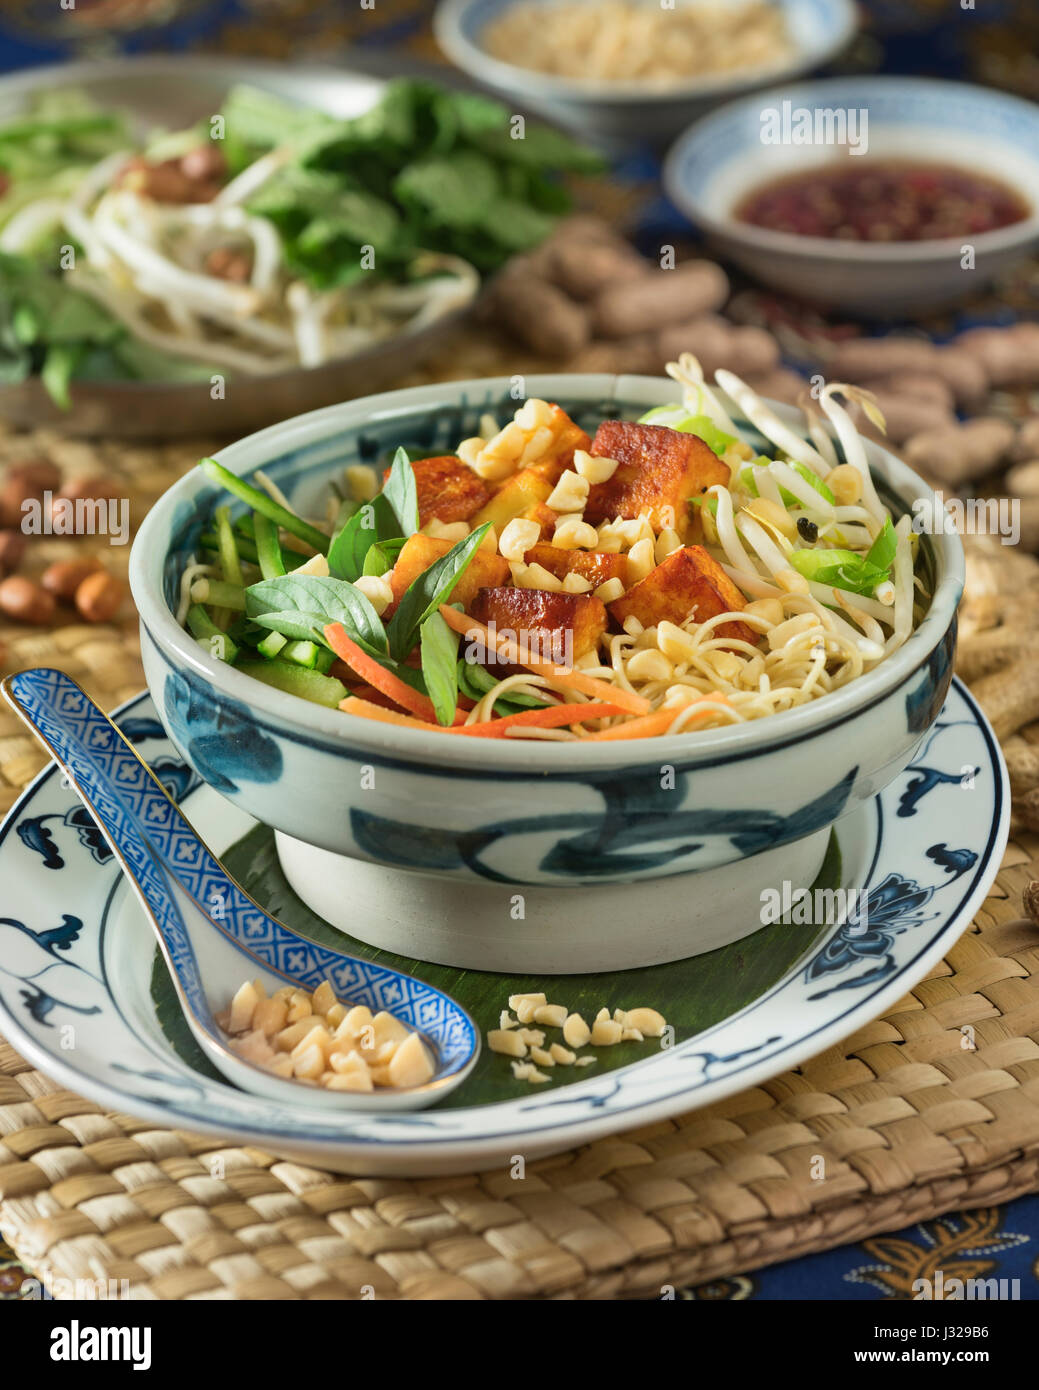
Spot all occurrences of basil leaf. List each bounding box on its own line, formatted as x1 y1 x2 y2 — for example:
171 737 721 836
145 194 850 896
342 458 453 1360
327 503 381 581
420 611 459 726
245 574 387 655
386 523 490 661
362 536 407 577
381 447 419 537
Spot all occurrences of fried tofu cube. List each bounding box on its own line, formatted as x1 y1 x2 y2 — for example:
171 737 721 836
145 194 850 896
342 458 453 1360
583 421 730 536
388 533 510 610
525 406 592 482
523 543 629 589
383 455 490 528
472 468 554 532
469 587 607 672
608 545 758 647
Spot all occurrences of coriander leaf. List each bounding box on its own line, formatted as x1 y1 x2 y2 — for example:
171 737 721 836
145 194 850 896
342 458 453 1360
386 524 490 661
420 610 459 726
245 574 387 655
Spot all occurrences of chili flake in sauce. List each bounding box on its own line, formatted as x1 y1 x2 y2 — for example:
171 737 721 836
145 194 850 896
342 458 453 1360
735 160 1030 242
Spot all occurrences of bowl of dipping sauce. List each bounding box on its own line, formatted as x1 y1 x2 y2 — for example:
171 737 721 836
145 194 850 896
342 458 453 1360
435 0 858 147
664 77 1039 315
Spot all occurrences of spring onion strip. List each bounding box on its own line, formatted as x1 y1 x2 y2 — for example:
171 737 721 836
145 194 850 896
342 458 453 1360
715 369 831 477
200 459 329 554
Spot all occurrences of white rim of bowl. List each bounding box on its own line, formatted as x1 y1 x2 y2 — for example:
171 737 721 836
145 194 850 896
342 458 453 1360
663 75 1039 262
433 0 859 107
130 372 964 773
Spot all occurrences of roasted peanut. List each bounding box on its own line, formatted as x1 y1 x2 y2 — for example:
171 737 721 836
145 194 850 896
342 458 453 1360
546 240 646 300
592 260 729 338
488 274 590 358
6 458 60 495
55 474 121 503
41 558 102 600
0 575 55 625
0 529 27 575
74 570 123 623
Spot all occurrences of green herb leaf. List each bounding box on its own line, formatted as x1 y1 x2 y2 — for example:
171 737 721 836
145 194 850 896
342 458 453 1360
245 574 387 654
386 524 490 661
420 611 460 726
457 657 548 714
362 537 407 577
865 516 897 572
381 447 419 537
639 406 737 456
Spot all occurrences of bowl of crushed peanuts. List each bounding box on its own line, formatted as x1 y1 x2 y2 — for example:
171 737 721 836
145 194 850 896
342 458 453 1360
434 0 858 145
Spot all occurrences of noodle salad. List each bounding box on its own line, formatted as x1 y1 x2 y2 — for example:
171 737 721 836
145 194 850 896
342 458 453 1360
177 356 924 743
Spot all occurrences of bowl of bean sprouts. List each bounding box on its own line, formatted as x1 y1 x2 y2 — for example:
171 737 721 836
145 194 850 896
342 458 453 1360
130 363 963 889
0 57 598 437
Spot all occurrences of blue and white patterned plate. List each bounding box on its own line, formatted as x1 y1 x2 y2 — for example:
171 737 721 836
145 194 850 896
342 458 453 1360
0 680 1007 1177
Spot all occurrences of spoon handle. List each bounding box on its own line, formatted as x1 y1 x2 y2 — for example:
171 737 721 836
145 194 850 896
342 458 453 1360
3 666 221 1028
1 668 461 1025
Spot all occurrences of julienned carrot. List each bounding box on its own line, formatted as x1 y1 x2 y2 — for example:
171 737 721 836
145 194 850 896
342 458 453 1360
340 697 448 732
448 702 626 737
340 697 624 737
324 623 465 725
584 693 728 741
437 606 650 716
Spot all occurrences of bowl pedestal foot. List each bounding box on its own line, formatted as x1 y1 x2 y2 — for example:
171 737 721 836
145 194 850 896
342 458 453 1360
274 826 832 974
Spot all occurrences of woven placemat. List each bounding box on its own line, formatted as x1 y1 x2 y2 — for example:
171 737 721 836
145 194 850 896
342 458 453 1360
2 399 1039 1300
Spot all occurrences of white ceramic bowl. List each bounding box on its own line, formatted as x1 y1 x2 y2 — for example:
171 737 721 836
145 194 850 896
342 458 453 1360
129 373 963 906
664 76 1039 315
434 0 858 147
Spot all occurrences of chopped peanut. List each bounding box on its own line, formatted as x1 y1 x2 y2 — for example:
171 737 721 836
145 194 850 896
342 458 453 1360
229 980 261 1033
221 979 432 1092
623 1007 668 1037
312 980 336 1014
563 1013 591 1048
590 1018 623 1045
550 1043 576 1065
547 470 590 513
533 1004 568 1028
530 1046 556 1067
574 449 620 485
488 1029 528 1057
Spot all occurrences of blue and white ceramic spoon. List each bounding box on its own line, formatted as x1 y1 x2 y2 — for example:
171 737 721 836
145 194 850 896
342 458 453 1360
2 667 479 1111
